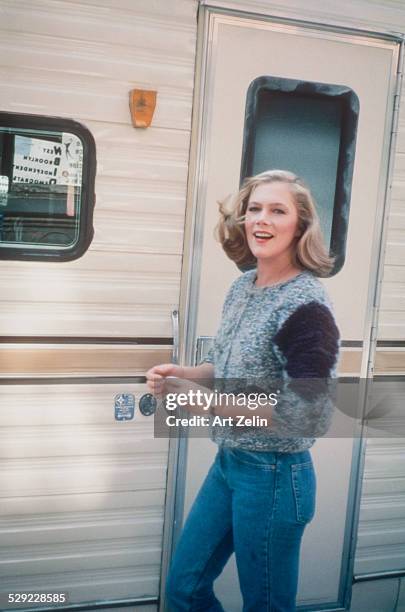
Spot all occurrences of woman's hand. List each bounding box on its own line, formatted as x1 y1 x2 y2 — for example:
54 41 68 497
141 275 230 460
146 363 184 396
146 362 215 395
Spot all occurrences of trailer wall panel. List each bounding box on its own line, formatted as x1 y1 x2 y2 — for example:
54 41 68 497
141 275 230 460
0 0 197 338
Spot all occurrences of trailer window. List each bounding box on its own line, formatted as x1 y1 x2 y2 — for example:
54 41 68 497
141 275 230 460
241 76 359 275
0 112 96 261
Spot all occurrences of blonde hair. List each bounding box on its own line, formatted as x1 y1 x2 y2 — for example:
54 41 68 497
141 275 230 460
216 169 334 276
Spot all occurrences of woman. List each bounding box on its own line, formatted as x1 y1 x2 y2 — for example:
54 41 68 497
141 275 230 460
147 170 340 611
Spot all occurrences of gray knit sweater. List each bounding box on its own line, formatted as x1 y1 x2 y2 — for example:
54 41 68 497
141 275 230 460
202 269 340 453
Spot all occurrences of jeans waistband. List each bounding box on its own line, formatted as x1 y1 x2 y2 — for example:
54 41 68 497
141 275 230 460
220 446 312 466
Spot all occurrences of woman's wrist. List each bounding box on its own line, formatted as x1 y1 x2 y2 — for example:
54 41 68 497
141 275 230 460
173 365 185 378
178 363 214 381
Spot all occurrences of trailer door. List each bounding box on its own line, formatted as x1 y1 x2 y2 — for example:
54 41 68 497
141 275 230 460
179 9 399 610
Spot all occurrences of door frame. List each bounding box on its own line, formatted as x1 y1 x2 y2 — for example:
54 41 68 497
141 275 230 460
160 6 403 610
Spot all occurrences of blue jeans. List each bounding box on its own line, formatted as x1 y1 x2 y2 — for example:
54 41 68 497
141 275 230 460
165 446 316 612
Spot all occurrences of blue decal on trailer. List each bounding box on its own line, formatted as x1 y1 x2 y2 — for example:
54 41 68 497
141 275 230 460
114 393 135 421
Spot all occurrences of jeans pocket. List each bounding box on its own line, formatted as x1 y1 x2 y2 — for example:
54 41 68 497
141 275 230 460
291 461 316 524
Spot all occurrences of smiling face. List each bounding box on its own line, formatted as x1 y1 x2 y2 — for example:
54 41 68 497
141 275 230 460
244 181 301 265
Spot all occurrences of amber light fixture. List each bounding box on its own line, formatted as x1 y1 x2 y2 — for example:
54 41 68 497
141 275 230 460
129 89 157 128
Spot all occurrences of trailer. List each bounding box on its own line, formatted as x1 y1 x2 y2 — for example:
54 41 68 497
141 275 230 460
0 1 405 611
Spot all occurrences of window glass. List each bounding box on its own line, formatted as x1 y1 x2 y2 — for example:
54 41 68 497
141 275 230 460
0 114 95 261
241 77 359 274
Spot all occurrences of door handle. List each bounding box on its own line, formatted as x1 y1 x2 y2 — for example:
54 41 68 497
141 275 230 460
171 309 179 365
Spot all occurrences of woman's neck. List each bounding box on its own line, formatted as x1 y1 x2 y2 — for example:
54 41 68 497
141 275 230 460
254 259 302 288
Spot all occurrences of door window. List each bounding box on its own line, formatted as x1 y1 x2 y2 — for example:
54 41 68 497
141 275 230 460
241 76 359 274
